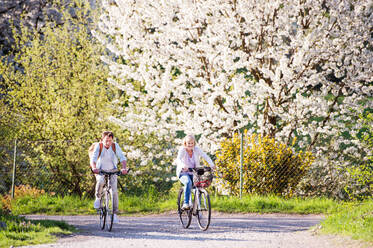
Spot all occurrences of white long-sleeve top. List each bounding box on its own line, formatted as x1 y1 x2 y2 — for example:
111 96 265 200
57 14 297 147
90 142 127 170
175 146 215 178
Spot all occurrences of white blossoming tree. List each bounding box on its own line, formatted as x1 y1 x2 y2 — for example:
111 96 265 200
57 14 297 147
97 0 372 197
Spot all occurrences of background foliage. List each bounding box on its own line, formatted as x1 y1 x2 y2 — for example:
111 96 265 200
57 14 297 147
0 0 371 201
344 110 373 200
96 0 372 200
0 0 117 196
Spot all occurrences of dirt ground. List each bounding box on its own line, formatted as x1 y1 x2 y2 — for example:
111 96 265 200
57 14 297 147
21 212 369 248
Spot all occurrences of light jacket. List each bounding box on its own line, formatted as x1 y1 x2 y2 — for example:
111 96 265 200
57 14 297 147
175 146 215 178
90 142 127 170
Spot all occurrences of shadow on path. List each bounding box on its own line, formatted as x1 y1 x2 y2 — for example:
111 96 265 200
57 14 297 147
24 213 324 242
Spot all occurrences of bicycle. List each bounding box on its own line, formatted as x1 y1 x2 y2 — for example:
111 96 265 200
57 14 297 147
97 169 130 232
177 167 213 231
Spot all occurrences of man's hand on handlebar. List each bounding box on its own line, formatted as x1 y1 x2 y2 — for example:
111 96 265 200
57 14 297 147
92 168 100 174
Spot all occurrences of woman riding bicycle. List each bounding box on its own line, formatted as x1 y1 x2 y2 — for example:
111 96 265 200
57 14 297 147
175 134 215 210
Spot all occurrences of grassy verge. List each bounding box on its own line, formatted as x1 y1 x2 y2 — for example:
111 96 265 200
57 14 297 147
211 194 338 214
0 210 75 248
319 200 373 242
9 194 95 215
6 192 177 216
6 192 338 216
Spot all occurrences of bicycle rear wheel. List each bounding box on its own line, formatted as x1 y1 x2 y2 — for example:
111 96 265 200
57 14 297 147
105 190 114 232
196 188 211 231
177 188 192 228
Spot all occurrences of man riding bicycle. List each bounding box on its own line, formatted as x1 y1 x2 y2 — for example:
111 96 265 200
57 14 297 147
90 131 129 223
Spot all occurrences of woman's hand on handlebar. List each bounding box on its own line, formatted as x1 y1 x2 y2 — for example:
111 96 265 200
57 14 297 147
121 168 130 175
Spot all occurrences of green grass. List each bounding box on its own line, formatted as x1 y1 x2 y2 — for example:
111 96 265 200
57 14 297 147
12 193 335 216
211 194 338 214
118 193 176 214
8 192 176 216
10 194 94 215
0 211 75 248
320 200 373 242
3 192 344 216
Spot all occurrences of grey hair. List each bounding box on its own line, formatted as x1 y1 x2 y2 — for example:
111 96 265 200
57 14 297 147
183 134 196 146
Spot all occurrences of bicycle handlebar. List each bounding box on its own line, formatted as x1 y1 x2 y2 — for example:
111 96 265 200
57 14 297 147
188 167 212 175
98 168 131 176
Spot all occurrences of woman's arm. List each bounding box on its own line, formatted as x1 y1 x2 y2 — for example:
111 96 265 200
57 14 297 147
196 147 215 169
176 147 188 169
175 147 188 178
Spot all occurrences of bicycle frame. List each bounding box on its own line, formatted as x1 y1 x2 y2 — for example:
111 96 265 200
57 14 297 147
102 174 112 196
97 169 127 232
177 167 212 231
191 187 201 215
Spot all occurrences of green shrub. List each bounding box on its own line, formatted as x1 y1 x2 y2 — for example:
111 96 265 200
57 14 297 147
295 107 372 200
345 111 373 200
215 132 314 196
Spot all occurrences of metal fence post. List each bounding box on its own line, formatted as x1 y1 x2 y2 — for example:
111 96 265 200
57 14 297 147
11 139 17 199
240 130 243 199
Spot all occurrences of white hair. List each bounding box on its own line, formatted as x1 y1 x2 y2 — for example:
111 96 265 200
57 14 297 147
183 134 196 146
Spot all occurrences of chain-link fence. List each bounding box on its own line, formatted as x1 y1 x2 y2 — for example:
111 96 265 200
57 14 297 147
1 139 96 197
0 139 175 198
211 132 368 200
0 140 15 196
1 138 366 201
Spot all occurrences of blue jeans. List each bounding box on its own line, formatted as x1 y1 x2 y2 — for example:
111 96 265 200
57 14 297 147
179 174 193 204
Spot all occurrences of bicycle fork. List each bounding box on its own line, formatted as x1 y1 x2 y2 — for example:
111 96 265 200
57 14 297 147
192 188 200 216
99 177 112 212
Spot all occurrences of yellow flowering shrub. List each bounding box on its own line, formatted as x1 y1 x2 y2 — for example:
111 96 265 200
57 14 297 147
215 132 314 196
0 185 45 211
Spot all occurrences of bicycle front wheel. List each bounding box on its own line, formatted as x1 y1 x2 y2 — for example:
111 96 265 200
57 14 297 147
99 195 106 230
105 190 114 232
197 188 211 231
99 205 106 230
177 188 192 228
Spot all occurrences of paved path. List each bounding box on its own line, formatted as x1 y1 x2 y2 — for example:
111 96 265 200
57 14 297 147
21 213 360 248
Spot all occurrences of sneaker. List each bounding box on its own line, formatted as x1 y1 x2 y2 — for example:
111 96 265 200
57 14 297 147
113 214 119 224
94 198 101 209
182 203 190 210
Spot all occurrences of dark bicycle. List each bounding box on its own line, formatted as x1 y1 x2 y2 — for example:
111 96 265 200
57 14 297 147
97 169 129 232
177 167 213 231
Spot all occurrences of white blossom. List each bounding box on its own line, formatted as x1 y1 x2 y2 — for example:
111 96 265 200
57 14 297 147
97 0 372 166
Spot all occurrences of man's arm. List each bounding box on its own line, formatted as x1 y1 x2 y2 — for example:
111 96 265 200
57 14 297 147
90 143 100 173
115 143 128 174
